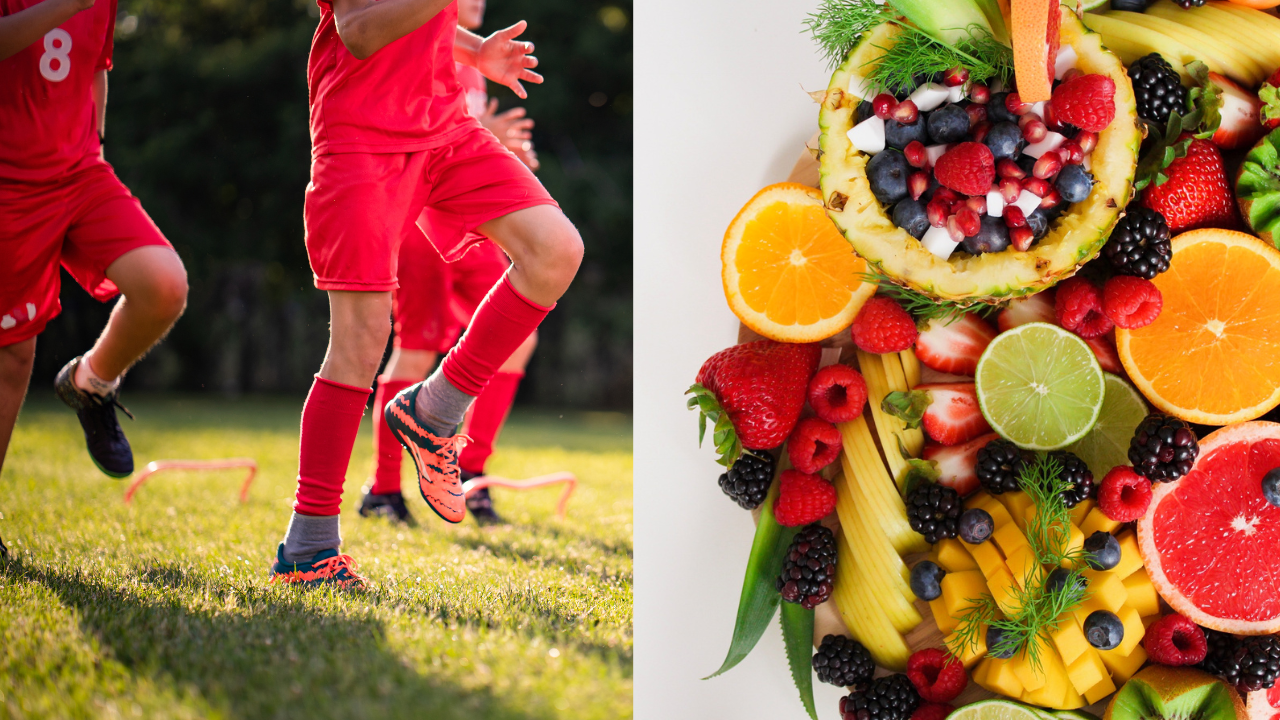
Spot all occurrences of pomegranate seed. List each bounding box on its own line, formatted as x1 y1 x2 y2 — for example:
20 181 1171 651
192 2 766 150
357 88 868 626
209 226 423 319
1003 206 1027 228
1006 92 1031 116
965 195 987 215
1060 142 1084 164
997 159 1027 180
927 199 949 228
1021 118 1048 143
934 187 960 205
1010 226 1035 251
956 207 981 237
909 171 931 201
873 93 897 120
1061 68 1083 83
1076 131 1098 155
904 141 929 168
965 103 988 126
1034 151 1063 180
944 66 970 87
946 215 966 242
1040 188 1062 209
969 84 990 104
892 98 919 124
1024 178 1051 197
971 121 991 143
1042 102 1063 132
1000 177 1022 203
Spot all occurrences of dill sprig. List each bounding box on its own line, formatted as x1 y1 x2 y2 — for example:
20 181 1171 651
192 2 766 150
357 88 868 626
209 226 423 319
1019 454 1072 566
865 27 1013 96
804 0 897 69
858 269 1001 323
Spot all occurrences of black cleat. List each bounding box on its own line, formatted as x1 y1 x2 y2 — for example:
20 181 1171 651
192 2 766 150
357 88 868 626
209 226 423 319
358 490 417 526
0 533 7 560
463 473 506 526
54 357 134 478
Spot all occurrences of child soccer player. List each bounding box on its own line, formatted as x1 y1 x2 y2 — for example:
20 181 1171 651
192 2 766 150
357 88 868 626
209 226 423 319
0 0 188 497
360 0 541 528
271 0 582 585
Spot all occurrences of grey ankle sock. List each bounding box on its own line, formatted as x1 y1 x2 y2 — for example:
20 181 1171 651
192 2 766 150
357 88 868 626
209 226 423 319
281 512 341 563
413 370 475 436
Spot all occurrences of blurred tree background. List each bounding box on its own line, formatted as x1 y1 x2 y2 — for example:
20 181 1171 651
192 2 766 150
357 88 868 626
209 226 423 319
31 0 632 409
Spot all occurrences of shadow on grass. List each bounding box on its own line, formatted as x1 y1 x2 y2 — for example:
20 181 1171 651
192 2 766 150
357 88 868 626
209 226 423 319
3 558 549 720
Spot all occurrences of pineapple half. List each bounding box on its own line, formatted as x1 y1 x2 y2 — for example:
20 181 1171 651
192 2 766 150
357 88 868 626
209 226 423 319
817 8 1141 305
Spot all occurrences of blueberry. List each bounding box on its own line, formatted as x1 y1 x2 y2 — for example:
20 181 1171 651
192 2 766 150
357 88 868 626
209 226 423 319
1083 610 1125 650
1056 164 1094 204
1046 567 1084 595
1110 0 1149 12
893 199 930 239
927 104 971 145
856 100 875 124
957 508 994 544
1084 531 1121 571
909 560 945 601
1027 208 1052 240
985 122 1025 160
885 118 930 150
986 626 1017 659
1016 153 1037 176
1265 468 1280 508
961 215 1010 255
988 92 1016 124
867 150 911 205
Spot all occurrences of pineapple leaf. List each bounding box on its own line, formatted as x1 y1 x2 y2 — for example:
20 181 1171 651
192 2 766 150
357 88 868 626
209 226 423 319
780 602 818 720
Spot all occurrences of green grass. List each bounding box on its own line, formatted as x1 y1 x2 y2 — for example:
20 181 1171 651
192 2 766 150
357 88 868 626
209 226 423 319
0 395 632 719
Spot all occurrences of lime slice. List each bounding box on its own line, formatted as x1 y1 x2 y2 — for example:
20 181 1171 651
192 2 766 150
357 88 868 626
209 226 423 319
1063 0 1109 11
947 699 1046 720
1055 711 1103 720
1067 372 1149 478
975 322 1105 450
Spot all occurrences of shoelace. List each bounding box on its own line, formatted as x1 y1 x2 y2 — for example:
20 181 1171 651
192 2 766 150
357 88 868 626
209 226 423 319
425 433 470 484
312 553 364 582
87 391 135 421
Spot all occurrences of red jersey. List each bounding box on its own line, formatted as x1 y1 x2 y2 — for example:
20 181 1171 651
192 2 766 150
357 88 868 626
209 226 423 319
0 0 115 184
457 62 487 118
307 0 471 157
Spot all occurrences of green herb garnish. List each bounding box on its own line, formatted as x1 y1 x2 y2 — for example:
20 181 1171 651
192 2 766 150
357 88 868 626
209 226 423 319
857 269 1001 323
865 26 1014 97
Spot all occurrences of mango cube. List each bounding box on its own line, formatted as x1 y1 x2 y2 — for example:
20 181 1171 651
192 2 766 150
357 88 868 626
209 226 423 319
933 538 980 572
998 492 1035 531
993 522 1032 559
984 657 1024 699
968 539 1007 580
1066 647 1107 695
1009 647 1046 692
1123 572 1160 618
1005 544 1040 590
1071 598 1108 629
1114 606 1146 657
970 493 1016 529
1083 672 1117 705
1069 499 1096 528
1099 641 1147 684
1080 508 1122 537
945 626 986 668
1083 570 1128 613
1059 524 1085 568
971 658 992 689
988 567 1023 615
941 570 988 618
931 597 959 635
1114 531 1143 578
1049 616 1090 667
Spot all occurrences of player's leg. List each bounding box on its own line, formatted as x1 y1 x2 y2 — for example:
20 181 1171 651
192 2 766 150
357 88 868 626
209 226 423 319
0 338 37 475
360 345 436 525
459 329 536 525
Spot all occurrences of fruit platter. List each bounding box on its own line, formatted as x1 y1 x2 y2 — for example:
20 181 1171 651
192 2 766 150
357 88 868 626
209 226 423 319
688 0 1280 719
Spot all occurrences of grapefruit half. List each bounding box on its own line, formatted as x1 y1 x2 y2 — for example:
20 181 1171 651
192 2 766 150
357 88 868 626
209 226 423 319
1138 422 1280 634
1247 686 1280 720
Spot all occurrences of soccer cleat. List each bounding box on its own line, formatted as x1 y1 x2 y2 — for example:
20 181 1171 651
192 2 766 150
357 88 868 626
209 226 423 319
0 533 7 560
54 356 135 478
358 489 417 526
462 474 507 526
383 383 469 524
269 544 366 588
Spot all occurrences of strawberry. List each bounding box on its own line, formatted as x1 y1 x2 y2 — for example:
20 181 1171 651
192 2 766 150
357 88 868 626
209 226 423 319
915 314 998 377
1049 73 1116 133
1082 332 1124 375
773 469 837 527
1141 136 1240 233
1208 72 1265 150
884 383 991 446
1259 68 1280 131
688 341 821 465
923 432 999 497
934 142 996 196
997 290 1056 332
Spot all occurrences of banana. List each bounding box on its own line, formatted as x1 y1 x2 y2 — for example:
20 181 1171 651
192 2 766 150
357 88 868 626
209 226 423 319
900 349 921 390
839 416 925 553
1147 2 1280 71
835 474 922 633
1104 10 1262 85
879 352 925 458
1084 13 1196 80
858 350 912 486
833 533 913 670
1213 0 1280 40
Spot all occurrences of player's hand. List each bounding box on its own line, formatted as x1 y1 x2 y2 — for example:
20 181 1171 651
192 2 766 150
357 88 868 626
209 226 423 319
478 99 534 142
70 0 95 12
514 142 539 172
475 21 542 99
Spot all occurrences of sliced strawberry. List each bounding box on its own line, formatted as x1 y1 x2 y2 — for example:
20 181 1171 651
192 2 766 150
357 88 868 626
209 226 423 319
923 432 1000 497
997 290 1057 332
1262 69 1280 131
919 383 991 446
1210 72 1266 150
1083 331 1123 375
915 314 998 377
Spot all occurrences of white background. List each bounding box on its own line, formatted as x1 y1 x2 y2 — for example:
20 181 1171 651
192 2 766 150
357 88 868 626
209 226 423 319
633 2 854 718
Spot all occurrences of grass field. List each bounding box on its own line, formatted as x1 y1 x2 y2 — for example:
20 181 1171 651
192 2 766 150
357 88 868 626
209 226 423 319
0 395 632 719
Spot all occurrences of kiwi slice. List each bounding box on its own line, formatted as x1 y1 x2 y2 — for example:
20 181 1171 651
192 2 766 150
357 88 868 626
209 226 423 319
1105 666 1246 720
1237 128 1280 248
1056 711 1102 720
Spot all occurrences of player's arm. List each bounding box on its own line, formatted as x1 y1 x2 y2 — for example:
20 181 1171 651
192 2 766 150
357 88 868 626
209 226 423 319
329 0 452 60
454 24 542 99
0 0 93 62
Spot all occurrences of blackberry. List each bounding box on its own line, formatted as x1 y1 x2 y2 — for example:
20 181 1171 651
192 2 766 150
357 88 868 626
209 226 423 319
839 673 921 720
1129 412 1199 482
1175 0 1205 7
1128 54 1190 125
813 634 876 689
777 523 837 609
976 438 1027 494
905 483 961 544
1235 635 1280 692
1050 450 1095 507
1200 628 1242 680
718 451 775 510
1104 206 1172 280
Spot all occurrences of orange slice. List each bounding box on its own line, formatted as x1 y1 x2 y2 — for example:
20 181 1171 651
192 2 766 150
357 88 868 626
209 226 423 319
1011 0 1060 102
722 183 875 343
1117 228 1280 424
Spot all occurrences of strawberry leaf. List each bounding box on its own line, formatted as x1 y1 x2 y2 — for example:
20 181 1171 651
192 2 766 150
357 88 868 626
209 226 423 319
1261 83 1280 125
687 384 743 467
1186 60 1221 141
902 457 941 497
882 389 931 429
1135 64 1217 192
780 601 818 720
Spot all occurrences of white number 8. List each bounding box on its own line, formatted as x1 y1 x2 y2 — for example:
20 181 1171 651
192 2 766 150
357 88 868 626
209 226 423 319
39 28 72 82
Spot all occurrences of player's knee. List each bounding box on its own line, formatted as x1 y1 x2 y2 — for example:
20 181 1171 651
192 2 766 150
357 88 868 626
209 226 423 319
151 271 189 322
0 340 36 385
541 224 583 290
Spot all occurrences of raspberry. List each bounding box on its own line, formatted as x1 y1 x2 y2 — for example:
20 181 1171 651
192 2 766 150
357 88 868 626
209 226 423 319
906 648 968 703
934 142 996 196
912 704 955 720
808 364 868 423
852 297 919 354
1049 74 1117 132
1103 276 1163 329
1145 613 1209 666
773 469 837 527
1098 466 1153 522
788 417 843 474
1055 276 1115 339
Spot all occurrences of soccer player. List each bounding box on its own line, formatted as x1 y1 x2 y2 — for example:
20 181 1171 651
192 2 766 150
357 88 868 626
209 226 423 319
360 0 541 528
270 0 582 585
0 0 188 503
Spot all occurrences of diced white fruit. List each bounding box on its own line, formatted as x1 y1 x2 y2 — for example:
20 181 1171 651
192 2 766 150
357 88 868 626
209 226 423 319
910 83 950 112
1083 154 1092 173
921 225 960 259
848 72 875 101
1030 101 1047 119
1024 131 1067 158
1055 46 1078 80
925 144 950 166
947 84 966 104
847 116 886 155
1015 189 1042 217
986 189 1006 218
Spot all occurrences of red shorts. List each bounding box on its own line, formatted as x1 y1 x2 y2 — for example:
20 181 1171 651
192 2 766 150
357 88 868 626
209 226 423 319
0 162 172 347
303 119 556 291
393 234 509 352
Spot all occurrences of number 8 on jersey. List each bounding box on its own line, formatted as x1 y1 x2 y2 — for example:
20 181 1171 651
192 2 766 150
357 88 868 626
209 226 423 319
40 28 72 82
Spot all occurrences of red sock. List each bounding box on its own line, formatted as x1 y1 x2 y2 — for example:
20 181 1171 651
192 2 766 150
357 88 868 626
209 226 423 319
368 375 413 495
440 272 552 396
293 376 371 516
459 370 523 475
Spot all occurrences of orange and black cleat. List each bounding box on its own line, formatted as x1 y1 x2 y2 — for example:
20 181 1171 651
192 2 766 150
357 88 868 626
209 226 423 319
269 544 366 588
383 384 469 523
